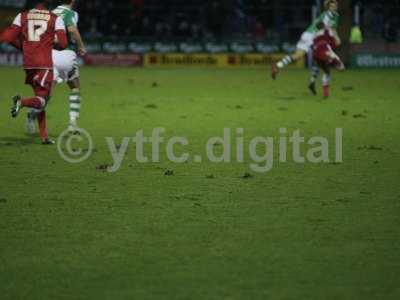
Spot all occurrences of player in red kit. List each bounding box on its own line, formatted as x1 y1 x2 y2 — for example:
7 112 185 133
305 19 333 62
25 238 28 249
309 22 345 98
0 0 68 144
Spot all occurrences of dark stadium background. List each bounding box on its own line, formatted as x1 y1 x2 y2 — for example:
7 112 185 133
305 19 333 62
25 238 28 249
1 0 399 67
74 0 398 43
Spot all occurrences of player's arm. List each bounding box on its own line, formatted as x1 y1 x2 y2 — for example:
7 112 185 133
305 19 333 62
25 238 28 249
67 25 86 56
65 11 86 56
322 10 341 47
330 13 341 46
331 28 341 47
1 26 22 49
0 14 22 50
54 16 68 50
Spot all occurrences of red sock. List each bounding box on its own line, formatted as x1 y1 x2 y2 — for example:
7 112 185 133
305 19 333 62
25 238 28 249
21 97 43 109
323 85 330 98
37 110 48 141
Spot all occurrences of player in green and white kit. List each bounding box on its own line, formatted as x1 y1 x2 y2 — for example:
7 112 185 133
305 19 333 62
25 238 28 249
53 0 86 133
26 0 86 134
272 0 340 79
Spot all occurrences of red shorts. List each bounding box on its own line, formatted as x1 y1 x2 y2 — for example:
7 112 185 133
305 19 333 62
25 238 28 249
25 69 54 97
314 46 343 70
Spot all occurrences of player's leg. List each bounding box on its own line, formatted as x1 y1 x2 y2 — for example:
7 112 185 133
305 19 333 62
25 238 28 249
272 50 306 80
53 49 82 133
308 62 320 95
34 95 53 144
67 74 82 133
321 66 331 98
321 51 344 99
10 95 23 117
26 52 67 135
25 55 65 135
32 81 53 144
11 93 51 143
329 51 345 71
11 94 46 117
272 32 312 79
13 70 47 117
277 50 305 69
37 109 52 144
26 109 37 134
12 69 54 144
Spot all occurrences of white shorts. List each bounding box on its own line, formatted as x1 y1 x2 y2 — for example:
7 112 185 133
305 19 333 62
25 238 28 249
53 50 79 84
296 32 315 52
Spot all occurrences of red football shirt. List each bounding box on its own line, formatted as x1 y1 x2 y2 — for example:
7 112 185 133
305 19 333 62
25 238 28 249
12 8 66 69
313 29 338 55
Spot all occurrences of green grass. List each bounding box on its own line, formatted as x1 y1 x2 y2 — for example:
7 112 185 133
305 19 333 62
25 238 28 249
0 67 399 300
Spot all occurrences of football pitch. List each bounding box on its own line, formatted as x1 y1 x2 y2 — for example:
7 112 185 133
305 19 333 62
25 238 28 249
0 66 399 299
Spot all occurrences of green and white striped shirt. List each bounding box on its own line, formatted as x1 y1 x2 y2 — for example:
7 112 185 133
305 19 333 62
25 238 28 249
53 5 79 51
306 11 339 33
